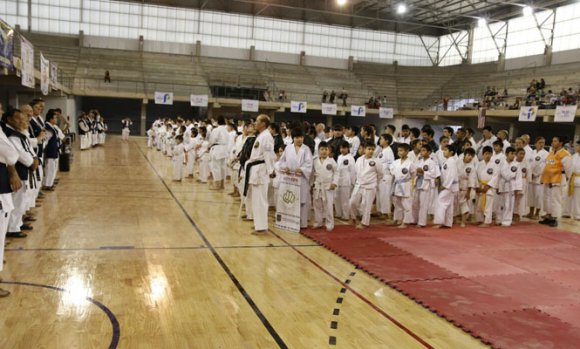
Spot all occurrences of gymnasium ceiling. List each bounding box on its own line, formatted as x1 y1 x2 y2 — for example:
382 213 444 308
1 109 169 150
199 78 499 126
131 0 575 36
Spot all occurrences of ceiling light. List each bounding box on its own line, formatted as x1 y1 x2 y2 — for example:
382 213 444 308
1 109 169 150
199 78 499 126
477 18 487 27
523 5 533 16
336 0 347 6
396 3 407 15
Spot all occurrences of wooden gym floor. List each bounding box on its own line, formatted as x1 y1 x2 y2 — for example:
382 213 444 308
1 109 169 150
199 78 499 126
1 136 578 349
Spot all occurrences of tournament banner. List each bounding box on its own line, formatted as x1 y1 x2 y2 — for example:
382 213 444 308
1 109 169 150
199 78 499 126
290 101 307 113
478 107 487 129
321 103 337 115
241 99 259 112
40 53 49 95
554 105 577 123
351 105 366 117
154 92 173 105
190 94 209 107
50 62 58 90
0 19 14 69
275 173 301 233
518 106 538 122
20 36 34 88
379 107 394 119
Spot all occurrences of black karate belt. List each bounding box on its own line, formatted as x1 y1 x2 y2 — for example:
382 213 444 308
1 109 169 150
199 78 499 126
243 160 265 197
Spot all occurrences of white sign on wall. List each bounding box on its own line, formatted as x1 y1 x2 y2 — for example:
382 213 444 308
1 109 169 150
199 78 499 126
290 101 307 113
20 36 34 88
321 103 337 115
241 99 259 112
155 92 173 105
190 94 209 107
554 105 577 123
518 106 538 122
379 107 394 119
351 105 366 117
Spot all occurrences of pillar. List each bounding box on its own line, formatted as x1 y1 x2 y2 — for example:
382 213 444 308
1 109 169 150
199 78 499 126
79 30 84 47
139 35 144 52
196 41 201 57
544 45 553 66
348 56 354 71
300 51 305 66
497 53 506 72
250 45 256 61
140 100 147 136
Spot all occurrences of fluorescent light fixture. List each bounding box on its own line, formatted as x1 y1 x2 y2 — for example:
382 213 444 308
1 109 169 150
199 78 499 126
477 17 487 27
396 3 407 15
523 5 533 16
337 0 347 6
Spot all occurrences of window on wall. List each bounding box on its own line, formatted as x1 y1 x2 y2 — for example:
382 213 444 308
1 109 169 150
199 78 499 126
472 22 506 64
438 31 468 66
395 33 435 66
553 3 580 52
505 10 552 59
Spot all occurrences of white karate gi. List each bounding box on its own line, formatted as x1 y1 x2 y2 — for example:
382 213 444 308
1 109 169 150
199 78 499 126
335 154 356 220
491 152 506 216
476 135 497 160
515 159 531 216
529 148 548 210
377 147 395 215
434 157 459 227
197 140 210 183
79 119 90 150
313 157 338 230
122 120 132 140
209 125 229 182
245 129 276 231
279 144 313 229
346 136 361 157
415 157 439 226
0 128 19 272
350 156 383 226
7 127 35 233
172 143 186 181
569 153 580 220
456 159 478 216
475 160 499 224
391 157 416 224
497 160 522 226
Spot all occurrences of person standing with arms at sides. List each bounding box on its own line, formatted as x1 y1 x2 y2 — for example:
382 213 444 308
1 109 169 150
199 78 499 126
525 137 548 219
415 144 439 228
390 143 416 228
42 110 61 191
569 140 580 220
514 148 531 222
208 116 229 190
2 108 39 239
335 141 356 221
78 113 90 150
172 135 186 182
377 134 395 221
312 142 338 231
456 148 478 227
197 127 210 184
349 141 383 229
121 118 132 141
433 144 459 229
475 146 499 227
540 136 572 227
279 128 313 230
244 115 276 234
497 147 522 227
0 104 23 297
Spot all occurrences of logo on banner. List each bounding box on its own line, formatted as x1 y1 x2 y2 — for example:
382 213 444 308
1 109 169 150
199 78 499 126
321 103 337 115
155 92 173 105
282 190 297 204
290 101 307 113
242 99 259 112
275 174 301 233
379 107 394 119
351 105 366 117
518 106 538 122
554 105 577 123
190 94 209 107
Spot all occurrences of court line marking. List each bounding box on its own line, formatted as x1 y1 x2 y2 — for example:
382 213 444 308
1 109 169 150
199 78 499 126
0 281 120 349
5 244 319 252
328 268 357 346
268 229 436 349
136 142 289 349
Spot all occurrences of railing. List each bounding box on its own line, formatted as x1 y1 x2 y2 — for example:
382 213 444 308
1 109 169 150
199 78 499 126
73 77 210 97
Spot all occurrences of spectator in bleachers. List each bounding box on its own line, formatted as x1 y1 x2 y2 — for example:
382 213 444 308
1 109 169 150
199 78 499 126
442 97 450 111
104 70 111 83
381 96 387 106
340 88 348 107
322 90 328 103
329 90 336 103
537 78 546 90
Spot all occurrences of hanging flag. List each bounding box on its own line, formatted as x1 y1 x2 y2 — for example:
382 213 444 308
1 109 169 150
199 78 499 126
40 53 49 95
518 106 538 122
20 36 34 88
50 62 58 90
554 105 577 123
0 19 14 70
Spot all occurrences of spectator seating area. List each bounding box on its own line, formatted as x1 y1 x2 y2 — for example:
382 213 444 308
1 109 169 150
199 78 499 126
24 32 580 111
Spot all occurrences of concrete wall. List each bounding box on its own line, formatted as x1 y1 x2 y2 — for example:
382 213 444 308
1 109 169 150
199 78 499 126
201 45 250 60
504 54 545 71
552 48 580 65
254 50 301 65
84 35 140 51
144 40 195 55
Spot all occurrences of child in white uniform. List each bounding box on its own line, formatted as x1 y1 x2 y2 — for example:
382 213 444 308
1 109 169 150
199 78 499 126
434 144 459 228
377 134 395 219
569 140 580 220
350 141 383 229
456 148 478 227
415 144 439 227
475 146 499 227
312 142 338 231
526 137 548 219
497 147 522 226
172 135 186 182
515 148 531 221
197 127 210 184
391 143 416 228
335 141 356 220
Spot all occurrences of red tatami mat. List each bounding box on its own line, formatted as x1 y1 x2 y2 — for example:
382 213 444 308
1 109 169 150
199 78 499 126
302 223 580 348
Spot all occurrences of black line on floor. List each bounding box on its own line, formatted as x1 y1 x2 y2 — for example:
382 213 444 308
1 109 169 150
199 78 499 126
136 142 288 349
4 244 320 253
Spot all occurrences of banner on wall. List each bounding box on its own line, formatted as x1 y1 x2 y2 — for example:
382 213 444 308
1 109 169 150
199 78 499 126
40 53 49 95
379 107 394 119
20 36 34 88
241 99 259 112
154 92 173 105
478 107 487 128
50 62 58 90
275 173 301 233
351 105 366 117
290 101 307 113
190 94 209 107
321 103 337 115
0 19 14 69
554 105 577 123
518 106 538 122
